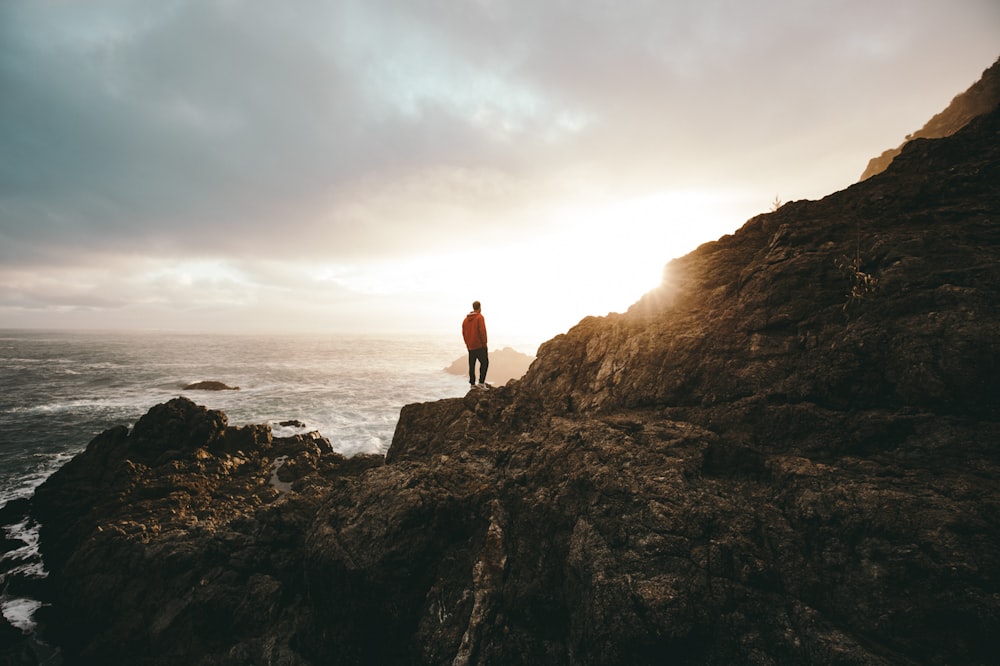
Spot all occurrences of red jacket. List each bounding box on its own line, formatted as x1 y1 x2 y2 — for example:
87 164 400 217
462 311 488 350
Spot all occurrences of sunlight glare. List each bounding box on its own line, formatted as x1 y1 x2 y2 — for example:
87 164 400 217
532 189 749 310
303 188 754 345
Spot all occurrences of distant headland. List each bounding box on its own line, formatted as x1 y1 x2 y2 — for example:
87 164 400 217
444 346 535 386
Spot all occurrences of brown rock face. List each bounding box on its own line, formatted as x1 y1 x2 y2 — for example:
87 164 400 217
25 82 1000 663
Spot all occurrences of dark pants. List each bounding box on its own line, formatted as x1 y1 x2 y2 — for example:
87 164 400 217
468 347 489 384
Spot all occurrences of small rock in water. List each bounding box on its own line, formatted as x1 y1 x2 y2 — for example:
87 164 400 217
183 381 240 391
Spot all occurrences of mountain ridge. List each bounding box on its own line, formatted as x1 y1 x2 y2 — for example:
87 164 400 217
860 56 1000 180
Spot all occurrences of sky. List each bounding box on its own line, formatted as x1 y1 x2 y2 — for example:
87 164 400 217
1 1 998 351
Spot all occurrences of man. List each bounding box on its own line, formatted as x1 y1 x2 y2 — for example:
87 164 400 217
462 300 489 388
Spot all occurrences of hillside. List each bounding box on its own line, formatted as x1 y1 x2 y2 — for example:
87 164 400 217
860 56 1000 180
11 70 1000 664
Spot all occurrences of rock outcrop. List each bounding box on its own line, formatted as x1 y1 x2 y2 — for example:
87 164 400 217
21 78 1000 664
183 380 240 391
860 56 1000 180
30 397 384 663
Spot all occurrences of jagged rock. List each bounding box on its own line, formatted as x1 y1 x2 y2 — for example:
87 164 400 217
445 347 535 386
183 380 240 391
30 397 376 663
27 71 1000 664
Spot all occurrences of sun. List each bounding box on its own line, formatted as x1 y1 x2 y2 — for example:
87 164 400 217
541 190 747 299
306 189 755 348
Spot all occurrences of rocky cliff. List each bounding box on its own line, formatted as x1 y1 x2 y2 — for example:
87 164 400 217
12 85 1000 664
860 56 1000 180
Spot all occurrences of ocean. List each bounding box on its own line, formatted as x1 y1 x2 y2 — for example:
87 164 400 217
0 328 484 633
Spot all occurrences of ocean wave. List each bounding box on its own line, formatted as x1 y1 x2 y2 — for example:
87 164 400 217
0 452 75 507
1 516 46 634
0 357 76 364
2 519 40 565
1 596 42 633
269 424 312 439
0 394 169 416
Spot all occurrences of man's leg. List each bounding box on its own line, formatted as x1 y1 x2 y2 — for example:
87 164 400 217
475 348 489 384
468 350 477 385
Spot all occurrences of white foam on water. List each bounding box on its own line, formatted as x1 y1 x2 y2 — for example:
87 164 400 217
2 519 39 556
269 422 312 439
0 452 76 507
269 456 292 494
1 518 46 633
1 597 42 633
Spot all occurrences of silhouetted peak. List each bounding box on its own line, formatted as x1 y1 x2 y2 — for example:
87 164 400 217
860 55 1000 180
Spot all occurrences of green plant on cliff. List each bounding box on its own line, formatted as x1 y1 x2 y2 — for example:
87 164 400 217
837 222 879 311
838 254 878 308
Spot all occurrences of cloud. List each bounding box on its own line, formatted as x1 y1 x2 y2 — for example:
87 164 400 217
2 1 591 263
1 0 998 337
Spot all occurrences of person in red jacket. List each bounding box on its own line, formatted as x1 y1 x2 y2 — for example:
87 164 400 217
462 300 489 388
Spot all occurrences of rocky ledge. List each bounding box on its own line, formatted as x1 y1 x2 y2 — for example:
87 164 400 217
6 78 1000 665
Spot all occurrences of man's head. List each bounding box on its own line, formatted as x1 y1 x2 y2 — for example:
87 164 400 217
472 301 481 312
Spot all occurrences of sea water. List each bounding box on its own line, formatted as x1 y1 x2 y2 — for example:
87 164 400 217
0 329 477 632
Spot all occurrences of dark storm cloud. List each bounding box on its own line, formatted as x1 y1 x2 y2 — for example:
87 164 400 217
0 1 516 261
